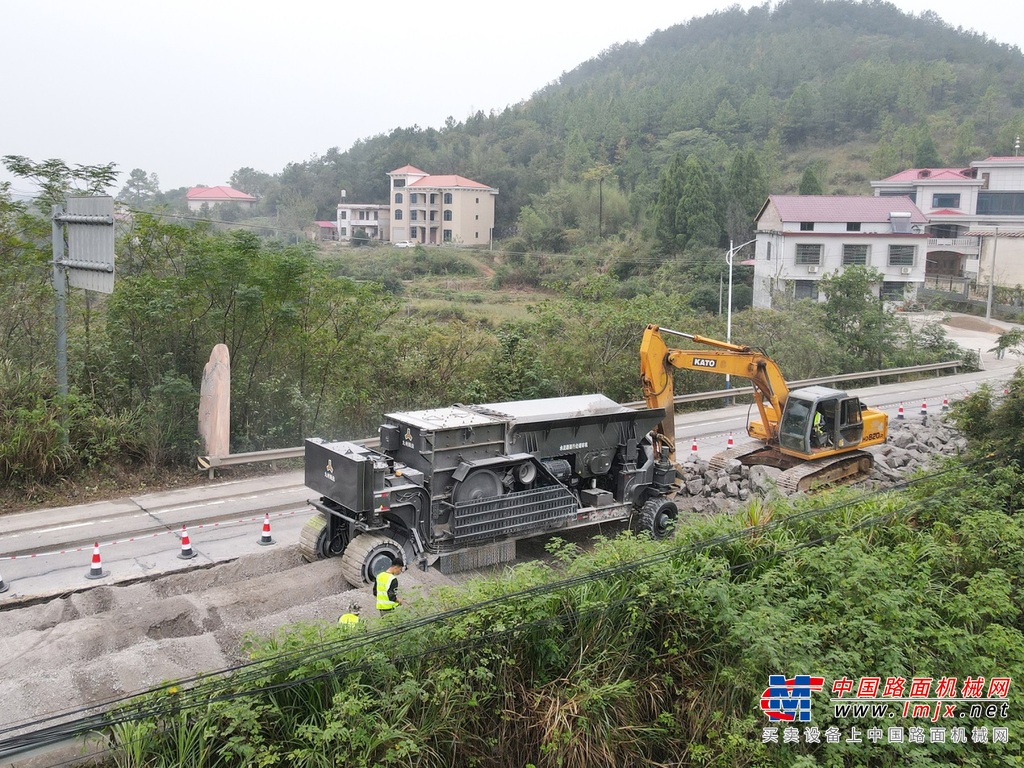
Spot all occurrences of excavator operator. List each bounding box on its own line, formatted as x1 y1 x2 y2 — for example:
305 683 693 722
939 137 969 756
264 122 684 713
812 402 835 449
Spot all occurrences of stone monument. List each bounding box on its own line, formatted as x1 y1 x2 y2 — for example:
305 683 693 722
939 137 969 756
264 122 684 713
198 344 230 458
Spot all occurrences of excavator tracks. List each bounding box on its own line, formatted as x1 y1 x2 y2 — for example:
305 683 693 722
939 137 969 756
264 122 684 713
775 451 874 494
705 443 874 495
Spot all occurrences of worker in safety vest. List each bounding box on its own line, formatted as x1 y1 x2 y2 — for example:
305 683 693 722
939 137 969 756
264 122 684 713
338 602 361 625
374 557 404 614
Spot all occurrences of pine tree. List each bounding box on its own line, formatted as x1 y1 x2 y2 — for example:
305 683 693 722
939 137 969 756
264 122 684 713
799 167 824 195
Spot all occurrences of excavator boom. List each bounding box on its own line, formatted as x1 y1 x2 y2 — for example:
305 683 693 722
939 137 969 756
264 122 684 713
640 325 790 462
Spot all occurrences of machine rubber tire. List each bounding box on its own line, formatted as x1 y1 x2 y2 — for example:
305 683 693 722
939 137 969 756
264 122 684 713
339 533 405 588
298 514 348 563
640 497 678 540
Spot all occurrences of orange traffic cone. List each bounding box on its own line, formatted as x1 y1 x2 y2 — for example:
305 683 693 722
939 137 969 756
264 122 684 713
178 525 197 560
257 513 275 546
897 403 904 419
920 401 928 416
0 570 9 593
86 543 107 580
942 396 949 411
690 438 698 457
727 433 734 449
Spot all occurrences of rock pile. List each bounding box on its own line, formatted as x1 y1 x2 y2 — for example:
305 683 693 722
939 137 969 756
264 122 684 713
673 416 967 514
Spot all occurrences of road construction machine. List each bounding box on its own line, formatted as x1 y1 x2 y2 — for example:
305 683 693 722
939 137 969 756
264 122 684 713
300 394 680 587
640 325 888 493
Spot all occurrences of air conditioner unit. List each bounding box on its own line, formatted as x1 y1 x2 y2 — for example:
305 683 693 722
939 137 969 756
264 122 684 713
900 266 912 275
807 265 819 274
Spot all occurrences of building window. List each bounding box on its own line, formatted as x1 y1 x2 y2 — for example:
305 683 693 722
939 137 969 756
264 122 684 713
795 244 822 265
846 222 860 231
842 244 869 265
794 280 819 300
929 223 960 238
978 192 1024 216
475 232 479 238
393 179 405 188
932 193 961 208
395 193 403 204
887 245 915 267
475 197 479 204
800 222 814 231
475 214 479 220
766 242 772 261
879 189 916 203
444 193 453 204
443 229 452 242
880 281 905 300
394 210 403 221
429 211 436 221
339 211 347 220
443 210 452 221
430 194 437 204
339 227 347 236
410 210 418 221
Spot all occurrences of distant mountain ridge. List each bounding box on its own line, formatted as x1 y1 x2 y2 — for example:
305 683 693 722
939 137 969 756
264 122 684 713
230 0 1024 232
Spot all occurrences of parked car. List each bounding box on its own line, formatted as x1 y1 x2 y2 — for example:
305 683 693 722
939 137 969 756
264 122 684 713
394 240 416 248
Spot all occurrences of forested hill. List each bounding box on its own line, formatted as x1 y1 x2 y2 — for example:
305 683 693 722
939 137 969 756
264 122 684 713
209 0 1024 232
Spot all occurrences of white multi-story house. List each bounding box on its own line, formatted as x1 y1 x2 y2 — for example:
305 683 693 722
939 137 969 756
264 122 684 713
336 203 390 242
871 156 1024 291
752 195 929 308
387 165 497 246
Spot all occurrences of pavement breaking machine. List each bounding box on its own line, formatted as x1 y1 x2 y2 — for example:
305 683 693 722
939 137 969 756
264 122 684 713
640 324 888 494
301 394 680 586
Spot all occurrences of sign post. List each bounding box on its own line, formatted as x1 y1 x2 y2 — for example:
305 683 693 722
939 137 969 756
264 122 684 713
52 196 115 397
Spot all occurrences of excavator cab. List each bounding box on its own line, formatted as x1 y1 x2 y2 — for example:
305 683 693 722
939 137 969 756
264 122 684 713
778 386 865 457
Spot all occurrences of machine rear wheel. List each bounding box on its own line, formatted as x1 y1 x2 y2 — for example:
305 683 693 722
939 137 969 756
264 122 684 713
639 497 678 540
298 514 348 563
339 533 405 588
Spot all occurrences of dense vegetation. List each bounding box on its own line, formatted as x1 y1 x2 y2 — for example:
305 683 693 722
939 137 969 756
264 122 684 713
101 378 1024 767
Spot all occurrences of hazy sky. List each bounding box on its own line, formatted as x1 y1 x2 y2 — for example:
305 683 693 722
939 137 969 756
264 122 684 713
2 0 1021 195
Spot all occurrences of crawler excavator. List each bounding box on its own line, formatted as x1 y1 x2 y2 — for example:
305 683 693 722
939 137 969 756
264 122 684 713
640 325 888 493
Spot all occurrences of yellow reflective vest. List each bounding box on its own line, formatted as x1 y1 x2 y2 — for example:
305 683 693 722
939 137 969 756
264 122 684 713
375 571 399 611
338 613 359 625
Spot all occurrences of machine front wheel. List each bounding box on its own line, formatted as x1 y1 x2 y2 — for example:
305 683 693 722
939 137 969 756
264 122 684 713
298 514 349 562
339 533 405 588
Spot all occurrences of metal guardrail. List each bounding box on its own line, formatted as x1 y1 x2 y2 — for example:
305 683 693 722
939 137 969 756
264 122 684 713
197 360 963 475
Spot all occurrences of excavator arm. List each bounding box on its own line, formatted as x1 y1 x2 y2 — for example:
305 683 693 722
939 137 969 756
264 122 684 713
640 324 791 463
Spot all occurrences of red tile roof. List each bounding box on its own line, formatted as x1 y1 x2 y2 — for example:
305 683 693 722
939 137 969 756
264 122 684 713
388 165 428 175
186 185 257 201
315 221 337 228
766 195 927 224
877 168 976 183
409 174 493 190
929 208 963 216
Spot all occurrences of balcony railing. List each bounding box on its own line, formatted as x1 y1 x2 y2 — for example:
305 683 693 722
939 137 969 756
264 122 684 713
927 237 980 252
